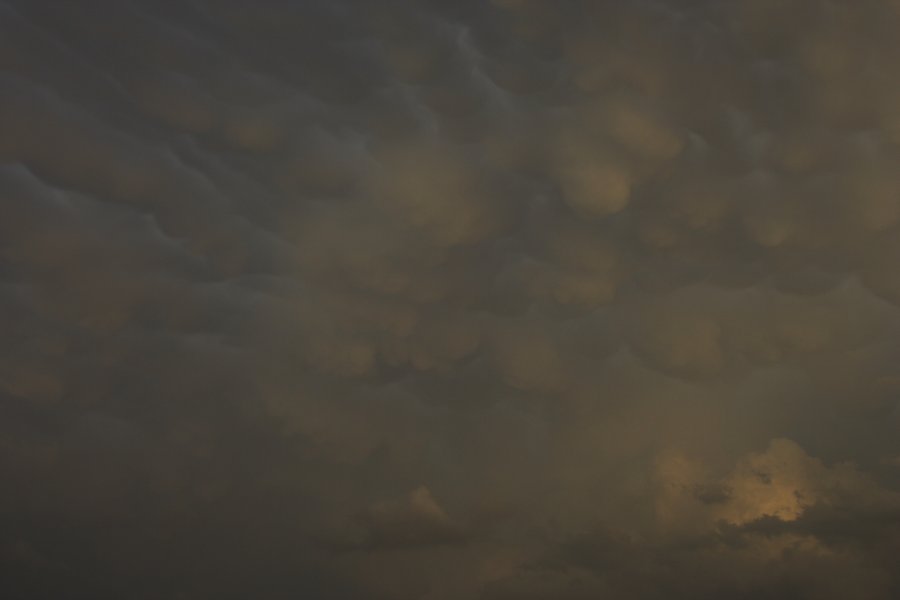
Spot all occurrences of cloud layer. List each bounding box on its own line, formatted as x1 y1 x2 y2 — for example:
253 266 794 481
2 0 900 598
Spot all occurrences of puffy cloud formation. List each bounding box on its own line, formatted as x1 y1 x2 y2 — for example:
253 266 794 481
2 0 900 598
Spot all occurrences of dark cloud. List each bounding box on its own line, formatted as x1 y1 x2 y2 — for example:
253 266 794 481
324 486 471 552
2 0 900 598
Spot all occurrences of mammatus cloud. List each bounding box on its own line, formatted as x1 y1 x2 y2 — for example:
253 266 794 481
1 0 900 598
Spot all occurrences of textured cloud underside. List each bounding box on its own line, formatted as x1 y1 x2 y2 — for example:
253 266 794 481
1 1 900 598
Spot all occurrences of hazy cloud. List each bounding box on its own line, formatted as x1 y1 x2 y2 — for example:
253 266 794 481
2 0 900 598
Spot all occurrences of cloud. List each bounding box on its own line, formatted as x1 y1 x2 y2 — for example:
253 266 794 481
655 439 900 535
3 0 900 598
328 486 470 552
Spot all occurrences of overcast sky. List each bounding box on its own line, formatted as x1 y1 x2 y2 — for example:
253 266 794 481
2 1 900 598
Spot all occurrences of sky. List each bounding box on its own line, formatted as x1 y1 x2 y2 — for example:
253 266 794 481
2 0 900 598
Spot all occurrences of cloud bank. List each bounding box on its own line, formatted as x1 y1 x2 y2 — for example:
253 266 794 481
1 0 900 598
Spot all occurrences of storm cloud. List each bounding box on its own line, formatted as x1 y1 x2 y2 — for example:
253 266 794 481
2 0 900 598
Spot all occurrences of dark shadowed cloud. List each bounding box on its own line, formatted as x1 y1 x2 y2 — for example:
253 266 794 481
2 0 900 598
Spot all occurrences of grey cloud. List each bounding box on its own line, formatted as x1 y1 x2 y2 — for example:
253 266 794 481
327 486 470 552
3 0 900 598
